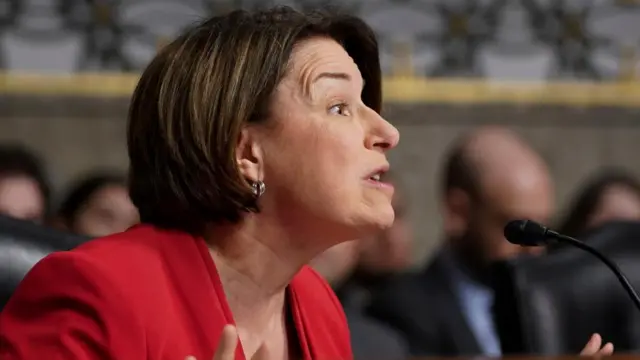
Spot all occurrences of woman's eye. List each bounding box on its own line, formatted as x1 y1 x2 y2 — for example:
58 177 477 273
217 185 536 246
329 103 350 116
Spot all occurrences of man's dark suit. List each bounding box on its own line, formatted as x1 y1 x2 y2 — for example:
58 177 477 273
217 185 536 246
337 281 409 360
366 254 484 357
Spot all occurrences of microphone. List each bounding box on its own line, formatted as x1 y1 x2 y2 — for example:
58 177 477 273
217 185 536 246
504 219 640 312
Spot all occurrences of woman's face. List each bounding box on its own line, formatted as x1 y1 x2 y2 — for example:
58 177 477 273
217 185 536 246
250 37 399 245
73 184 139 237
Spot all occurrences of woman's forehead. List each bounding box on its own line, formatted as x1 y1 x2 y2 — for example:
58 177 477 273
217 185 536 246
288 37 363 86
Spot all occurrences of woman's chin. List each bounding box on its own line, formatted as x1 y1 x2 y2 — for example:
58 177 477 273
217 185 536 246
321 205 395 242
361 207 396 233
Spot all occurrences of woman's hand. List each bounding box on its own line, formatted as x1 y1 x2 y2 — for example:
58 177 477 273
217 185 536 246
186 325 268 360
580 333 614 357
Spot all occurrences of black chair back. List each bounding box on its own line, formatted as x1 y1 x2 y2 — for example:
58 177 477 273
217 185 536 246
0 215 89 309
493 221 640 355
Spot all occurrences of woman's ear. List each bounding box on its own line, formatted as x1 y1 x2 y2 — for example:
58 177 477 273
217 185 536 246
236 127 263 181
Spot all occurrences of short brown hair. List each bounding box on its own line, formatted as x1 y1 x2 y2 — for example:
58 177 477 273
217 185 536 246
127 6 382 233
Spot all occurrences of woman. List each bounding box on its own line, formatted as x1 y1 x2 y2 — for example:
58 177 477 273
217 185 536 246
0 7 396 360
0 7 611 360
557 168 640 240
52 173 139 237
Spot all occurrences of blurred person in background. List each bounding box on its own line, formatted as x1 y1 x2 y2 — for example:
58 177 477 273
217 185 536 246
556 168 640 240
0 145 49 223
356 172 413 278
366 127 613 357
311 174 413 360
51 173 139 237
314 172 412 288
337 171 413 327
310 240 361 289
312 239 410 360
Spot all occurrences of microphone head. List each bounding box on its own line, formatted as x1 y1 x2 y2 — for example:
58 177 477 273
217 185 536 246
504 219 549 246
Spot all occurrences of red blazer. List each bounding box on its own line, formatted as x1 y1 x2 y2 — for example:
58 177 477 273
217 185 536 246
0 224 352 360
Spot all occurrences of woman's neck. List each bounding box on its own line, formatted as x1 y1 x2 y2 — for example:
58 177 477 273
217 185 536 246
204 218 307 331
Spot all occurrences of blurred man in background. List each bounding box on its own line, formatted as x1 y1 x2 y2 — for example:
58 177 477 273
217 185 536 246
0 145 49 224
367 126 554 357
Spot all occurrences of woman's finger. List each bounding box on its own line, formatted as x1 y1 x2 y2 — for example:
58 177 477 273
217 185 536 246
580 333 602 356
599 342 614 356
212 325 239 360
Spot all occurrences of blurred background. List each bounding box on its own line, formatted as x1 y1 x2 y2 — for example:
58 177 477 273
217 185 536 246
2 0 640 263
3 0 640 357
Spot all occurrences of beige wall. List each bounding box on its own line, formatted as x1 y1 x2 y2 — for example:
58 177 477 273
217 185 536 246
2 95 640 264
